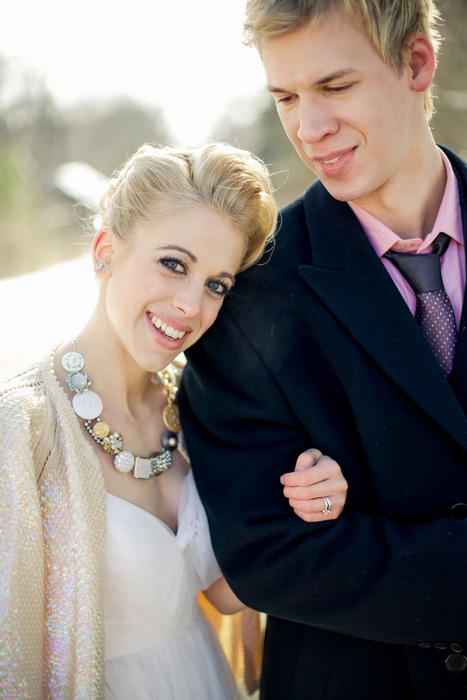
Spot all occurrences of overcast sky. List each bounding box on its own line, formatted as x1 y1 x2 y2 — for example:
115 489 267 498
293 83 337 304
1 0 268 144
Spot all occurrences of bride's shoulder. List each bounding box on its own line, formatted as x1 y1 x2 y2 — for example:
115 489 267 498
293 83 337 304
0 349 62 433
0 356 43 404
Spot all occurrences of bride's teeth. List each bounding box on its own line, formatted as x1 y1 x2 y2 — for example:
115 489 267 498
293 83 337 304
323 156 339 164
150 314 187 340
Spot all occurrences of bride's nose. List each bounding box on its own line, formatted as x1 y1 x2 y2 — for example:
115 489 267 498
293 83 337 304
172 284 203 318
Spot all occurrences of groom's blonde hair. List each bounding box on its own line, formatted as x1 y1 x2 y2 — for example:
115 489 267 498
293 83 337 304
244 0 442 119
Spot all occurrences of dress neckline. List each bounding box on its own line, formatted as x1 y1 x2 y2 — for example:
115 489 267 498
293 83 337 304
106 471 192 537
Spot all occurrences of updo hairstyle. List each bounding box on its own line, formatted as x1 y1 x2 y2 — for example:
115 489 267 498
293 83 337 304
98 143 277 272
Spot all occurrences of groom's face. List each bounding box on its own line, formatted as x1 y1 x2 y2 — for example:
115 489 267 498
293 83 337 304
262 10 418 207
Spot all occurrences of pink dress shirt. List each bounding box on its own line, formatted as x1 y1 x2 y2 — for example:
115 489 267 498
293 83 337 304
348 149 465 328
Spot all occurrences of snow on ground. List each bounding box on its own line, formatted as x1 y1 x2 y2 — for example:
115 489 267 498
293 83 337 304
0 256 98 374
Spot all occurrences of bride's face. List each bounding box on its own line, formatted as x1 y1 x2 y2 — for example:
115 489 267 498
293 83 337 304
97 207 245 372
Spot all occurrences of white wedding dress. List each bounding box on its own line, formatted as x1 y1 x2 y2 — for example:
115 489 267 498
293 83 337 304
104 470 240 699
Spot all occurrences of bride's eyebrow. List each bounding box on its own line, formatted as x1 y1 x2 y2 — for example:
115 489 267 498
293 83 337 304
156 245 197 263
155 244 235 282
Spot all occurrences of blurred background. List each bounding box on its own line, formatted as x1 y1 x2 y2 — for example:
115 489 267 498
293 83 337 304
1 0 466 371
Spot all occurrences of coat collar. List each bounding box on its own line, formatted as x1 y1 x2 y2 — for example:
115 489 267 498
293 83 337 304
298 148 467 451
447 149 467 413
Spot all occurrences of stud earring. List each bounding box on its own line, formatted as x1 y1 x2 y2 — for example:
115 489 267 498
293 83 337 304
95 262 104 271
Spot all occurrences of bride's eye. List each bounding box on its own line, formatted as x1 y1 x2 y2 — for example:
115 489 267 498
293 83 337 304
160 257 187 274
206 279 233 298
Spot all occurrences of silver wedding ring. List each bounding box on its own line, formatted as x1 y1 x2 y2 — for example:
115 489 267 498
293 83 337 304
322 496 332 516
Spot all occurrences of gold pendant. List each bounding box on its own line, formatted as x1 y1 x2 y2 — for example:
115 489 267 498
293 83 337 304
102 432 124 455
93 421 110 439
163 403 182 433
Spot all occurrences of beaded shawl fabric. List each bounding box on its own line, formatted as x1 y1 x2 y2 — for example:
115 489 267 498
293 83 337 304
0 351 106 699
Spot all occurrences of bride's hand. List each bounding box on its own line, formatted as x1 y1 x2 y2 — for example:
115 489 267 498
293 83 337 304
280 448 348 522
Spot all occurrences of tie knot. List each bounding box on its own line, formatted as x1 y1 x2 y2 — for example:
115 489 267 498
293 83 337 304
384 232 450 294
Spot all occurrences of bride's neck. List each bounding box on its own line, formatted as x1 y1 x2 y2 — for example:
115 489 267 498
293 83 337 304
75 313 156 418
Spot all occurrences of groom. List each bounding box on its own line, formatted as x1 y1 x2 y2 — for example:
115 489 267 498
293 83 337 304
180 1 467 698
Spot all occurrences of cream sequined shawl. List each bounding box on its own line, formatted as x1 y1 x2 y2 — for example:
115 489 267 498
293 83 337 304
0 351 106 699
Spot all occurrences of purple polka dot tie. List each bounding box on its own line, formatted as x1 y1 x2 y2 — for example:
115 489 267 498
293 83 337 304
384 232 457 377
414 289 457 377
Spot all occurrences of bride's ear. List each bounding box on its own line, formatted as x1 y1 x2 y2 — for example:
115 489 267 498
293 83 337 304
92 228 116 278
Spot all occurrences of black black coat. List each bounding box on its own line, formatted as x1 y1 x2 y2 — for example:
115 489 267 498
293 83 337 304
179 146 467 699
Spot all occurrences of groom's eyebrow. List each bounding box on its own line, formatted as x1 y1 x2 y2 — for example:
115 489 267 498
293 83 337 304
157 245 197 263
268 68 356 93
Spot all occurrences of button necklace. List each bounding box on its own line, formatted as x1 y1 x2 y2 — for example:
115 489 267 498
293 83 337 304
62 340 181 479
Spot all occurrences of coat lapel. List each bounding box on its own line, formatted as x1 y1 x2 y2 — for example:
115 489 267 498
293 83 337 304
446 150 467 413
298 180 467 452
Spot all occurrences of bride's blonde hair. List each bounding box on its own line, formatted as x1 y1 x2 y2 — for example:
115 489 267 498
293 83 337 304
98 143 277 271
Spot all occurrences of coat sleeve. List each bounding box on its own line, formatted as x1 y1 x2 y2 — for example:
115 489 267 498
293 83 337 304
0 394 45 695
179 307 467 647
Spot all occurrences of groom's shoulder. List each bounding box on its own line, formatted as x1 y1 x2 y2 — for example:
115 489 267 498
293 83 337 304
235 179 329 287
245 182 319 267
277 178 327 237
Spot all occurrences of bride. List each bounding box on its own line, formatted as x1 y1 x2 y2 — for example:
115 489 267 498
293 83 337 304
0 142 347 699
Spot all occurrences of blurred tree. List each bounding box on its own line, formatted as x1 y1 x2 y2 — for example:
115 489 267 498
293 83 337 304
431 0 467 158
0 72 60 277
7 79 66 171
0 66 172 278
63 99 173 176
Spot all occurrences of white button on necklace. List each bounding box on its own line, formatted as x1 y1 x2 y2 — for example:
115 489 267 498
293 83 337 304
72 391 103 420
61 340 181 478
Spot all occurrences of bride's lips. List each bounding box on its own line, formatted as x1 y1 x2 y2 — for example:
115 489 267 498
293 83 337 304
311 147 357 176
146 312 192 350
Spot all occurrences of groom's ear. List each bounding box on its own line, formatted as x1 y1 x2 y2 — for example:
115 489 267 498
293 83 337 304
406 32 436 92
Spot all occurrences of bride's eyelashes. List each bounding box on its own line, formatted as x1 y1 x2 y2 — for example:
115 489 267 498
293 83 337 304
158 256 234 299
205 279 234 298
159 256 187 275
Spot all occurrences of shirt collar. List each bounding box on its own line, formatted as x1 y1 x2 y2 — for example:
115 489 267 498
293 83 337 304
348 147 463 257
